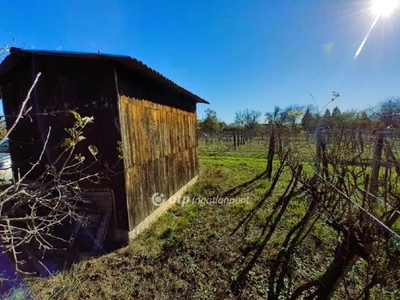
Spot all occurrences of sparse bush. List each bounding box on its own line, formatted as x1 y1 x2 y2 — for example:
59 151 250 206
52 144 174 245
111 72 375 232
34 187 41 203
0 75 102 294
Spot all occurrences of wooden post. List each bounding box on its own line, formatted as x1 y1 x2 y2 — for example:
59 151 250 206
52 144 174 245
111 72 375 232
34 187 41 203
358 130 364 153
315 125 323 174
321 137 330 180
370 131 384 195
266 121 275 179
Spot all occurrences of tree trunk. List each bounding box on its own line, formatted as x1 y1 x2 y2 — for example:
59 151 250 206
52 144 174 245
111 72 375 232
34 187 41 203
291 230 364 299
315 236 359 299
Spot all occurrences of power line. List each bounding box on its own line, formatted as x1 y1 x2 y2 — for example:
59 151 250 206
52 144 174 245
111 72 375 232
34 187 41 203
314 172 400 239
319 167 400 216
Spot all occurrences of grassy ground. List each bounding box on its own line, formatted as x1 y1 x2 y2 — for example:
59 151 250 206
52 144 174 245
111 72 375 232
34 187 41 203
2 142 378 299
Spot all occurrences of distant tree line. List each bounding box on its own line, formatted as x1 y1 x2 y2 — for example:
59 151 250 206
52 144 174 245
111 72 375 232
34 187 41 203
197 95 400 136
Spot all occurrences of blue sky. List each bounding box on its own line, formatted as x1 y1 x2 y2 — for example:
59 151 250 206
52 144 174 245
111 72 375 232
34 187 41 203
1 0 399 123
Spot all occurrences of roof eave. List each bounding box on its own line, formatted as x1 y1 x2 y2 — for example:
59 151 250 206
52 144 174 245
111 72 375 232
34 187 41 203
1 48 210 105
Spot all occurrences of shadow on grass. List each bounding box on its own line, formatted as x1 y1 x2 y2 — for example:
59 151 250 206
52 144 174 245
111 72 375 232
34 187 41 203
229 156 302 295
229 154 288 237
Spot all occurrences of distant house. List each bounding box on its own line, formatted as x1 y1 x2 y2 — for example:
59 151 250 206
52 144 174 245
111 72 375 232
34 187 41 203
0 48 208 249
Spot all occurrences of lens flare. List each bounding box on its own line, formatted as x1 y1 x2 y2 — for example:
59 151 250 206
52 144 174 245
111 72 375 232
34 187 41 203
354 15 380 58
354 0 399 58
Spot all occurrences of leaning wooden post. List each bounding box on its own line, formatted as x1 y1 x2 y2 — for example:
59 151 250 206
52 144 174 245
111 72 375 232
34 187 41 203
370 130 385 195
321 134 330 180
315 124 323 175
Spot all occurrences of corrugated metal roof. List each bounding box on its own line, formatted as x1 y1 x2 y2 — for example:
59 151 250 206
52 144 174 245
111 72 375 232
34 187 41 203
0 47 209 104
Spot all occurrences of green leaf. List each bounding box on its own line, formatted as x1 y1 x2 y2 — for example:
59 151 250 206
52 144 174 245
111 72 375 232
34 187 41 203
61 138 72 147
74 154 86 162
65 128 77 137
88 145 98 157
117 141 124 159
76 136 86 143
70 110 82 124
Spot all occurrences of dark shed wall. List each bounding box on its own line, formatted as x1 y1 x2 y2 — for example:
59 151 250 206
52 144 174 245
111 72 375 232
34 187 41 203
116 67 199 229
0 55 129 231
0 57 41 166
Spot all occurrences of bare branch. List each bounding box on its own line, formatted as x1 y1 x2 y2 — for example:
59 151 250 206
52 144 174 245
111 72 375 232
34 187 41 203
0 72 41 145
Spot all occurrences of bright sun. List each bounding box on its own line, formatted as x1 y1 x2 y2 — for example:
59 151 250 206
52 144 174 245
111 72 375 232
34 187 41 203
371 0 399 17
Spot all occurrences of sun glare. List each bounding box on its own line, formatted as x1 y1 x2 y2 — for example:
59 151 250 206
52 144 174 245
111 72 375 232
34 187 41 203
355 0 400 58
371 0 399 17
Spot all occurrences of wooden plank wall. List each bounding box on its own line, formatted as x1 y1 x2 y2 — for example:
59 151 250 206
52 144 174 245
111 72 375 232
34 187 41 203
1 57 129 231
119 96 198 229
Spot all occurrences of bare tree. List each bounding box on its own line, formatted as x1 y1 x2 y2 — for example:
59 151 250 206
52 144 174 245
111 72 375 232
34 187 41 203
234 109 261 129
373 97 400 127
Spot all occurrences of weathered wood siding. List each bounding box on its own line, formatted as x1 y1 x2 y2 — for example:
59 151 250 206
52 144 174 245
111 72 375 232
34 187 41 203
0 56 129 231
0 52 203 237
119 96 198 229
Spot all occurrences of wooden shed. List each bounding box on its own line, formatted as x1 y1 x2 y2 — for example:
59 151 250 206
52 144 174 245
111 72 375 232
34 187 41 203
0 48 208 247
